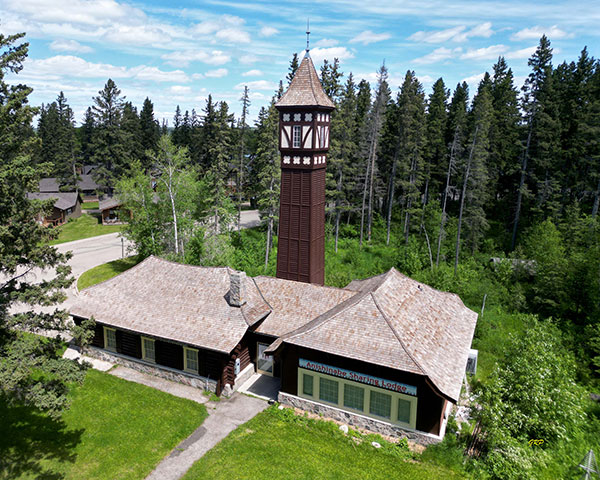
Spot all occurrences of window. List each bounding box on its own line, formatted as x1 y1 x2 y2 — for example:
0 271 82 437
293 125 301 148
104 327 116 352
369 390 392 419
184 347 199 373
142 337 155 363
319 377 339 404
397 398 411 424
319 126 326 148
343 383 364 412
302 373 314 396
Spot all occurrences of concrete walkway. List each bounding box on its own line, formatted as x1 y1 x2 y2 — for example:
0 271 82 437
146 393 267 480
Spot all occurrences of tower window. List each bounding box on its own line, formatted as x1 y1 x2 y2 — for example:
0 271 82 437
293 125 301 148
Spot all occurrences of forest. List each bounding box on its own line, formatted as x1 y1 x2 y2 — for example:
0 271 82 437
5 28 600 478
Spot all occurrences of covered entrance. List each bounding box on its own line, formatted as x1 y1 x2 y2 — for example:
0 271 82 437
257 342 274 375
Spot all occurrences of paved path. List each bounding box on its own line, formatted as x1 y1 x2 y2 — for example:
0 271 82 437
146 393 267 480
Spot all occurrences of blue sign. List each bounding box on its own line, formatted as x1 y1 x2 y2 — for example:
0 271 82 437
299 358 417 396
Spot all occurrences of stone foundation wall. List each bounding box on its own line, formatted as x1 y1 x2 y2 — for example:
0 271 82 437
278 392 443 446
86 347 218 393
233 363 255 392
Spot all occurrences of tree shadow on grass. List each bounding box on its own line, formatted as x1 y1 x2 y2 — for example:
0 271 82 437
0 398 83 480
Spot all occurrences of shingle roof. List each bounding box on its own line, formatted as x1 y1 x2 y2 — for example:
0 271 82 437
70 256 271 354
252 276 355 337
269 268 478 402
38 175 99 192
275 53 335 109
27 192 81 211
99 197 122 211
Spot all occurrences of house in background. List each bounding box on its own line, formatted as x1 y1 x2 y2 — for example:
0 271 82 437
99 197 128 225
38 175 101 201
28 192 82 226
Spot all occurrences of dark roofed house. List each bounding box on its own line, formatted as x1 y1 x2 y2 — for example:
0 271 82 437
28 192 82 226
99 197 131 225
70 44 477 445
38 175 101 201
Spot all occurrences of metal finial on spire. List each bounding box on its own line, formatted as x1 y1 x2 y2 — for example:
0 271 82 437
306 19 310 52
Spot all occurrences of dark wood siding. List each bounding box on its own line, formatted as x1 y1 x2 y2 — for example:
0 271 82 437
117 330 142 359
155 340 184 370
92 322 103 348
278 344 447 436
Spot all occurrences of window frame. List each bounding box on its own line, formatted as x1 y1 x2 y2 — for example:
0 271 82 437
297 366 417 429
183 346 199 374
141 336 156 363
103 326 117 352
292 125 302 148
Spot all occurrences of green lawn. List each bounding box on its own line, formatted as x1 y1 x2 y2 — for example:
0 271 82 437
0 369 207 480
183 406 466 480
78 255 142 290
49 213 122 245
81 201 99 210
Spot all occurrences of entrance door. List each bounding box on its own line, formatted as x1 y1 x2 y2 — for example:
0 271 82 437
257 342 273 376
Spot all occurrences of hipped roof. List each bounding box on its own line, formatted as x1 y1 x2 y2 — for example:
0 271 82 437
39 175 99 193
70 256 271 354
268 269 478 402
275 53 335 109
27 192 81 211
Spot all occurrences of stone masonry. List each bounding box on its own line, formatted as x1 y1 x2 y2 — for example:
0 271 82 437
278 391 444 446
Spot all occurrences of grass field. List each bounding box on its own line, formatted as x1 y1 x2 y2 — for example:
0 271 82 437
81 201 99 210
182 406 466 480
0 369 207 480
77 255 142 290
49 214 122 245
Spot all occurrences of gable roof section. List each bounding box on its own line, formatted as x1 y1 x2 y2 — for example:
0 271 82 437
275 53 335 109
70 256 271 354
27 192 81 211
270 268 478 402
38 175 99 193
99 197 122 211
252 276 355 337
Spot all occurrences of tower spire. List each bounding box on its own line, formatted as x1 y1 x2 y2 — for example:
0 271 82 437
306 19 310 53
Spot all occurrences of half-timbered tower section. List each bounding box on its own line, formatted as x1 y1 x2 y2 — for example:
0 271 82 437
274 52 334 285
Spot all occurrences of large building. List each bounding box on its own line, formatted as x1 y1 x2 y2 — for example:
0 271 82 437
70 48 477 444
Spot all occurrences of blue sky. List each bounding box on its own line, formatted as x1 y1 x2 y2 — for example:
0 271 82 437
2 0 599 124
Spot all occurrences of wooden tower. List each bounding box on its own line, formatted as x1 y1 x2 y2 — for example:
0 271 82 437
275 50 334 285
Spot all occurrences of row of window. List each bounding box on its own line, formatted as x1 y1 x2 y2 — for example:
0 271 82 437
291 125 329 149
298 368 417 428
103 327 199 374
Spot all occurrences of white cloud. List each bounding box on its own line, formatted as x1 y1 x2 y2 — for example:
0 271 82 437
130 65 189 83
215 27 251 44
102 25 171 46
409 22 494 44
170 85 191 94
259 26 279 37
162 50 231 67
242 69 263 77
350 30 391 45
511 25 573 41
417 74 434 84
310 47 355 64
5 0 146 27
205 68 228 78
192 73 204 80
235 80 277 91
462 72 486 86
49 39 93 53
192 20 220 35
413 47 461 64
505 46 538 59
239 54 259 65
22 55 189 83
315 38 338 48
460 44 507 61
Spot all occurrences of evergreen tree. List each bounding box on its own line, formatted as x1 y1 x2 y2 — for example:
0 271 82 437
120 101 143 169
139 97 160 171
79 107 95 166
0 31 88 417
320 58 343 102
360 63 390 245
237 86 251 230
91 78 128 193
253 102 280 269
287 53 299 85
172 105 183 146
489 57 521 231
